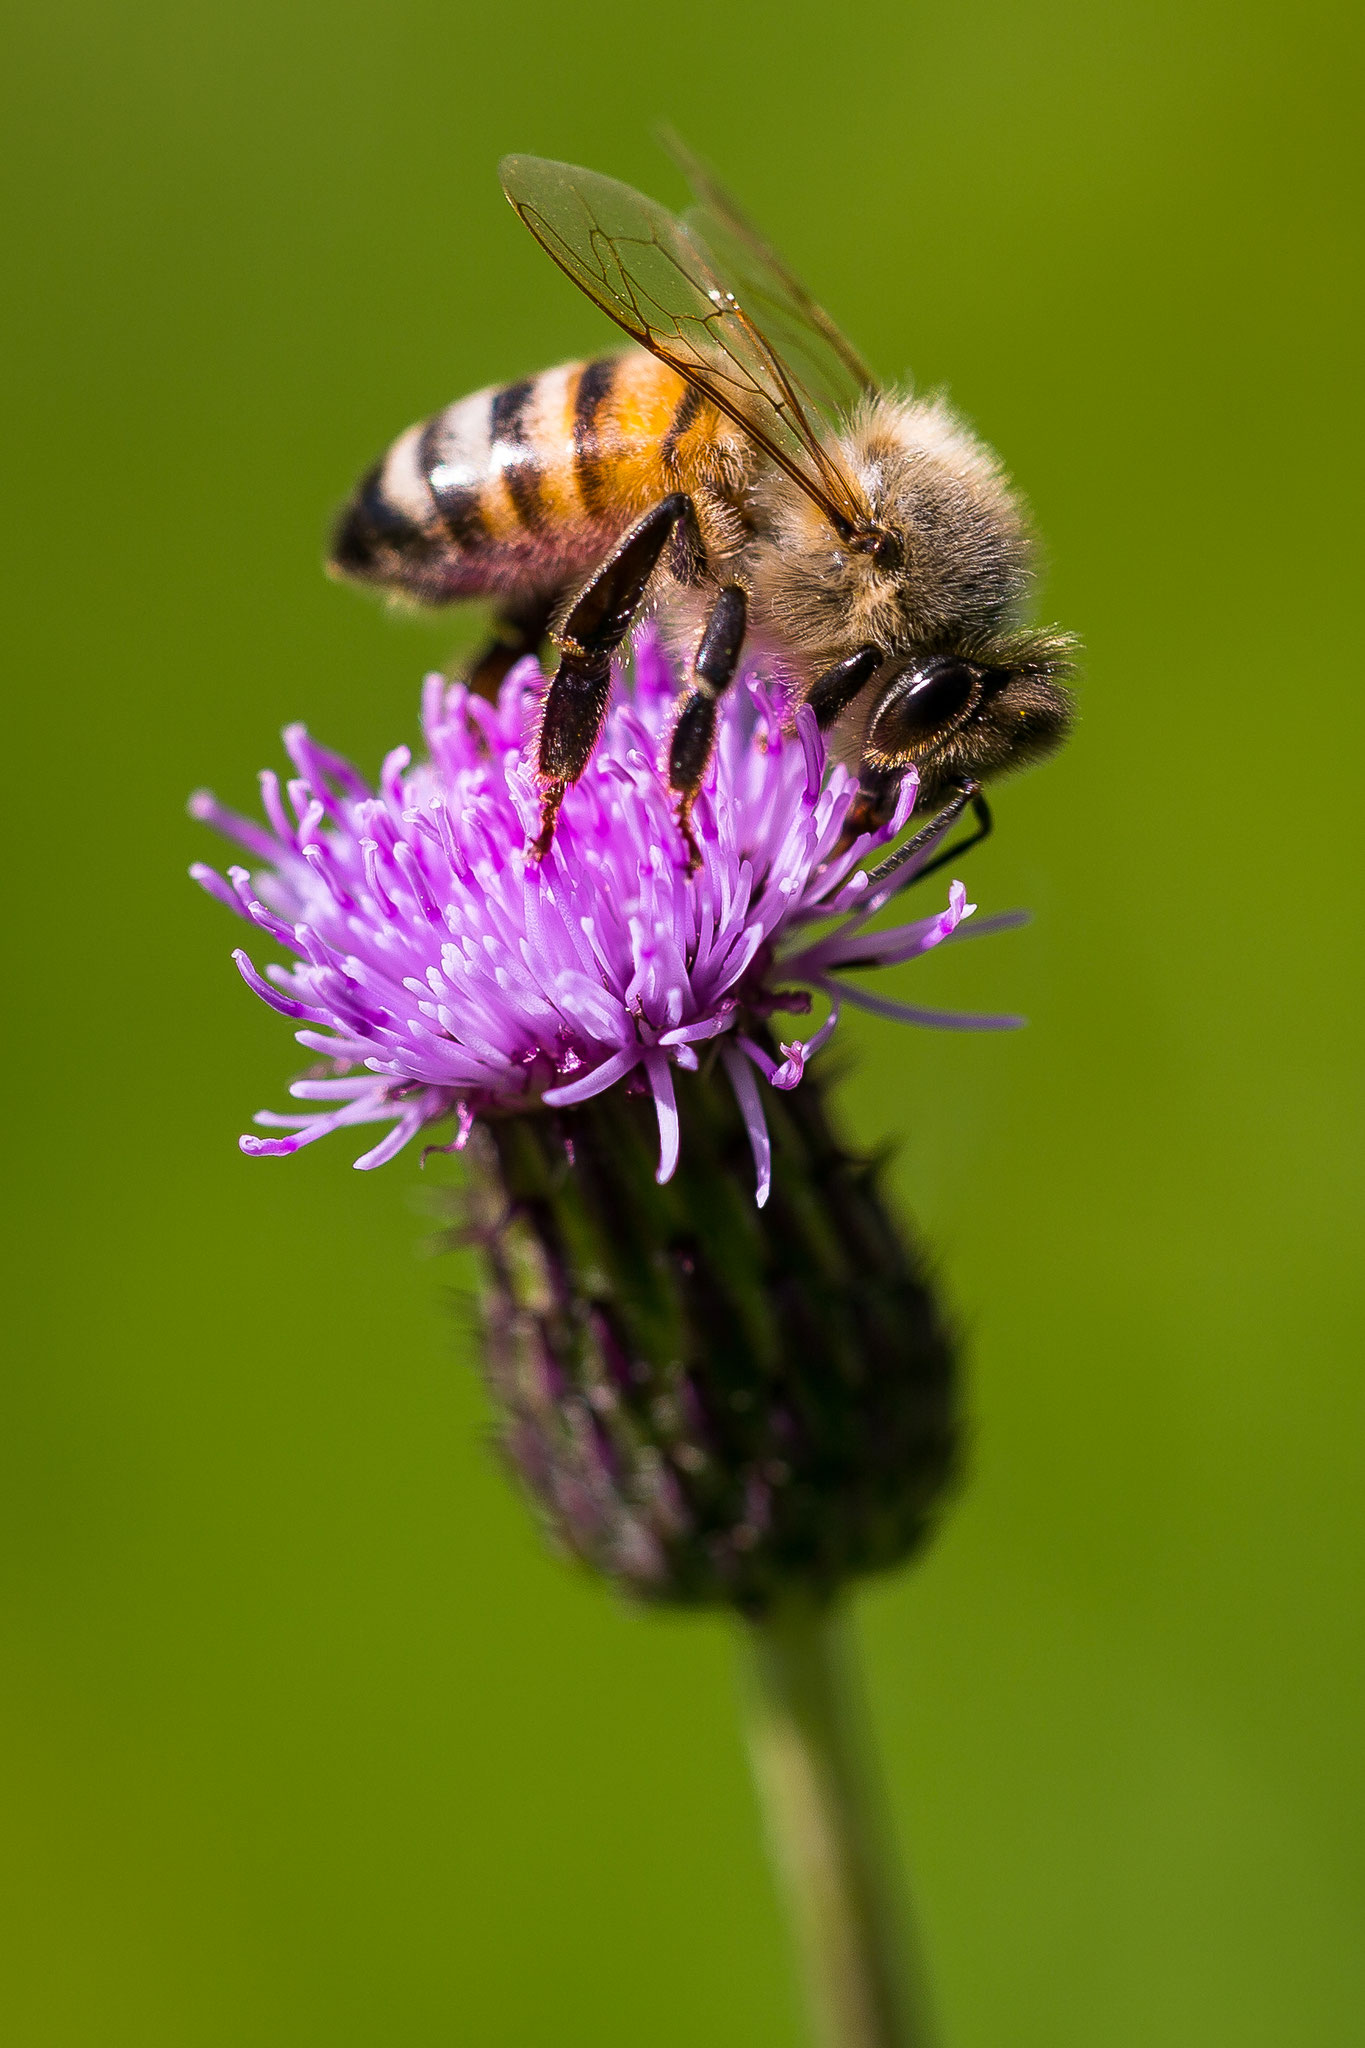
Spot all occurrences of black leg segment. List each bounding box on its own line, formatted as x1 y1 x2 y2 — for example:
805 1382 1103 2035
835 763 903 848
807 646 881 730
668 584 748 871
558 494 691 655
466 593 557 701
531 495 695 858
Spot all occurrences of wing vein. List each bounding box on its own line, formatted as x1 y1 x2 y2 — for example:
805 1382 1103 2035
500 155 872 537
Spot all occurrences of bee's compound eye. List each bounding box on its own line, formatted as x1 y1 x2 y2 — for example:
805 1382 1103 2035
867 659 980 755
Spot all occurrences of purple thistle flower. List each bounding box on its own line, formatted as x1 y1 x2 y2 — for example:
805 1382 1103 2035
191 631 1024 1204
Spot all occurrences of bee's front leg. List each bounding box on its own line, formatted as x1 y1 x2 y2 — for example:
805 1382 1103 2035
531 494 697 859
666 584 748 872
807 645 882 730
805 645 900 856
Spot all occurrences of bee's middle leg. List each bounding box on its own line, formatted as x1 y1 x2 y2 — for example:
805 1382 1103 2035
531 494 698 858
667 584 749 870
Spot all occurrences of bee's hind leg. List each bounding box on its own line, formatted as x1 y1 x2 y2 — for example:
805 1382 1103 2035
667 584 748 871
465 593 559 700
531 494 697 859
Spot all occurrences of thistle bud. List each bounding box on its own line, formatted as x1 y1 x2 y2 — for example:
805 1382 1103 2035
468 1059 958 1612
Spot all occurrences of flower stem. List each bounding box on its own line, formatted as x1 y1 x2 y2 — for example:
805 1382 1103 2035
739 1596 938 2048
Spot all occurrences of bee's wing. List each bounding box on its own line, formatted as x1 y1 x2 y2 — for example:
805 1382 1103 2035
498 154 871 538
660 128 879 424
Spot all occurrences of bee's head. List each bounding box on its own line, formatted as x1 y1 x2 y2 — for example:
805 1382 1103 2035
860 638 1076 801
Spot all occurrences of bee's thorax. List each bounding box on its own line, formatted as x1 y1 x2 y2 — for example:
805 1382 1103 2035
747 391 1037 675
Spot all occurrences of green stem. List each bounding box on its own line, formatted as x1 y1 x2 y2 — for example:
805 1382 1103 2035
740 1596 937 2048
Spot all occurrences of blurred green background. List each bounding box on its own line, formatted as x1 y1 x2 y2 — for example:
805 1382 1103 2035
4 0 1362 2040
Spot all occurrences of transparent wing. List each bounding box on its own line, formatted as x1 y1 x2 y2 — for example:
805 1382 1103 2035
498 154 870 537
660 127 878 424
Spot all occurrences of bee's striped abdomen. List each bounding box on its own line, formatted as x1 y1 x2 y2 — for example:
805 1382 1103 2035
329 352 737 607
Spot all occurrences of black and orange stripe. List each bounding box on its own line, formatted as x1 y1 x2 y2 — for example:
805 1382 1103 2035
570 355 617 517
330 350 735 605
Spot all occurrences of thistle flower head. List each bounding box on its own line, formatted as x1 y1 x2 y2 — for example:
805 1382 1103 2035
191 632 1020 1202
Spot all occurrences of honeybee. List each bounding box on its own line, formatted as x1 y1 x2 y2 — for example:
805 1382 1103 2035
331 143 1074 867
